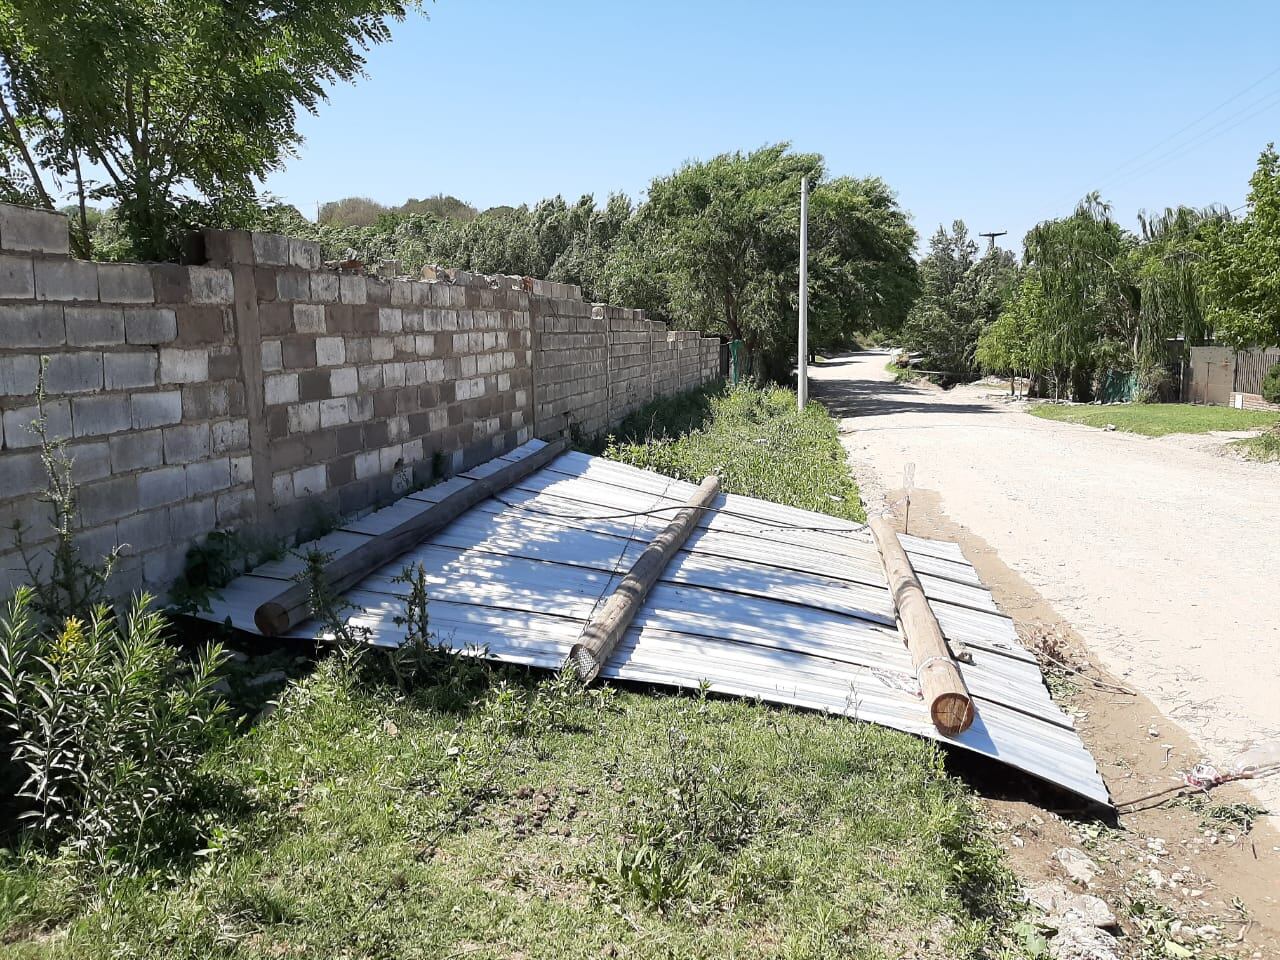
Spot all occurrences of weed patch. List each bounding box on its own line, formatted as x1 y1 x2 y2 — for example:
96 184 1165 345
603 383 865 522
1231 426 1280 461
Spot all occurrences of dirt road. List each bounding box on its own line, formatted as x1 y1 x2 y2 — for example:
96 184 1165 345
812 351 1280 811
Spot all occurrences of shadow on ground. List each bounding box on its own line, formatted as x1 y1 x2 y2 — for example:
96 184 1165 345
811 353 999 421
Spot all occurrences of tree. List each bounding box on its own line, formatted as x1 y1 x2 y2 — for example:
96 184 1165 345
618 144 917 380
0 0 415 260
1203 144 1280 348
901 221 1018 378
397 193 477 222
319 196 391 227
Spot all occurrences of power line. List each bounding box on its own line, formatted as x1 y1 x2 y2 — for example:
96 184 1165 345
1042 63 1280 223
1089 63 1280 188
1097 84 1280 196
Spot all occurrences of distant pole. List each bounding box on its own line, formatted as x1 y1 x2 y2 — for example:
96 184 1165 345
797 176 809 410
979 230 1007 252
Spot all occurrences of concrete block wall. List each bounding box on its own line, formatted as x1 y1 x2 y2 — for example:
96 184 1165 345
533 302 722 441
0 202 720 598
0 209 254 596
201 229 535 537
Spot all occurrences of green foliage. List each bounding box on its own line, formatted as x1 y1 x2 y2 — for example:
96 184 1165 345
0 669 1022 958
1028 402 1279 436
588 722 762 912
1232 427 1280 461
0 0 415 260
1261 362 1280 404
902 221 1019 379
9 363 120 625
168 528 285 616
319 193 478 227
0 588 230 865
277 146 917 384
620 144 917 380
605 383 865 522
978 197 1223 399
1203 144 1280 349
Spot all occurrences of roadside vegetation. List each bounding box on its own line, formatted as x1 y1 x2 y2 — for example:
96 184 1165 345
603 383 865 522
886 360 922 383
1231 429 1280 462
1028 402 1280 437
902 146 1280 403
1 383 1038 958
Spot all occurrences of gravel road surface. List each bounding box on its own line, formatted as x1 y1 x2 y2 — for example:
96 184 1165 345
813 351 1280 809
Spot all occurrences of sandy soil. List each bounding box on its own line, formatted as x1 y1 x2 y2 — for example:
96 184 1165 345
811 351 1280 955
812 351 1280 814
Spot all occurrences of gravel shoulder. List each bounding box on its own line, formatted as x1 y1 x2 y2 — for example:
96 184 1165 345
812 351 1280 813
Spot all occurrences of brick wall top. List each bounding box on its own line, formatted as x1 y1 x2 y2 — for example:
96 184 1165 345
200 229 618 318
0 202 71 256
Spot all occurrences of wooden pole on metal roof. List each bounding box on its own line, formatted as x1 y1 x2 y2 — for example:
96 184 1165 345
869 515 975 736
253 439 568 637
570 474 721 684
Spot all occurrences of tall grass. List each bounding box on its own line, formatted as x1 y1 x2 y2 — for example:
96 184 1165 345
604 384 865 522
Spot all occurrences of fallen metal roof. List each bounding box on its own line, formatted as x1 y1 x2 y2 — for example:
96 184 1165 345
197 439 1110 806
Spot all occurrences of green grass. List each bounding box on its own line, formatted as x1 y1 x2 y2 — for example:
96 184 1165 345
885 361 921 383
1231 429 1280 461
603 383 865 522
1 384 1031 959
1028 402 1280 437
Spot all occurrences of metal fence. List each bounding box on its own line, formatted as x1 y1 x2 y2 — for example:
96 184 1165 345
1186 346 1280 405
1233 348 1280 394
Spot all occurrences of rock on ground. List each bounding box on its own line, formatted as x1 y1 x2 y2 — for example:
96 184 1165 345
1051 847 1102 887
1049 919 1122 960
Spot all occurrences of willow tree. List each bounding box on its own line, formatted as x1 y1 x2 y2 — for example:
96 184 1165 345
0 0 415 260
1203 144 1280 349
1134 205 1226 346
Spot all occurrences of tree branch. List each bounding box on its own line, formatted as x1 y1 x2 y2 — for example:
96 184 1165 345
0 69 54 209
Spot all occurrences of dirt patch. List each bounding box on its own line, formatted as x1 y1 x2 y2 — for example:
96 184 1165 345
885 487 1280 959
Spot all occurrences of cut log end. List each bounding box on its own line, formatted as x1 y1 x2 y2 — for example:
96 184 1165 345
254 602 289 637
930 692 975 737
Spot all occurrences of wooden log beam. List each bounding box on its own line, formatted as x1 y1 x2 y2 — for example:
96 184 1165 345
253 439 568 636
869 515 976 736
570 475 721 684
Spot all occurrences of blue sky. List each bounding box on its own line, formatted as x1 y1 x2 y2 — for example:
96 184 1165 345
265 1 1280 256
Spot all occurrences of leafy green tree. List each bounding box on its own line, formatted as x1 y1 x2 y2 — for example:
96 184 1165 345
1203 144 1280 348
901 221 1018 378
616 144 916 380
397 193 476 222
0 0 415 260
319 196 392 227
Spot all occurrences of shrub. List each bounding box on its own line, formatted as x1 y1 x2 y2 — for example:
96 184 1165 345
1262 362 1280 405
1134 356 1173 404
10 370 121 625
0 589 230 865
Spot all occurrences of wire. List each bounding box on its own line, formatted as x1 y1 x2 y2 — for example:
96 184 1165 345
1098 85 1280 196
1044 62 1280 222
563 477 657 678
1092 63 1280 188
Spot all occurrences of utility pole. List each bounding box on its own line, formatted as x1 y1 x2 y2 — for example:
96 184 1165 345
797 176 809 410
979 230 1007 252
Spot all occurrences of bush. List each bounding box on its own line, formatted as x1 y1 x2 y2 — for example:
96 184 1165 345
1134 356 1173 404
0 589 230 865
1262 362 1280 405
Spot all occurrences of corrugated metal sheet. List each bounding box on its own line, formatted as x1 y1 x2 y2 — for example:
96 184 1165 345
195 439 1110 806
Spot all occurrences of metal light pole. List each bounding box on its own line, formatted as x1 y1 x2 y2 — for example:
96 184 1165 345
797 175 809 410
